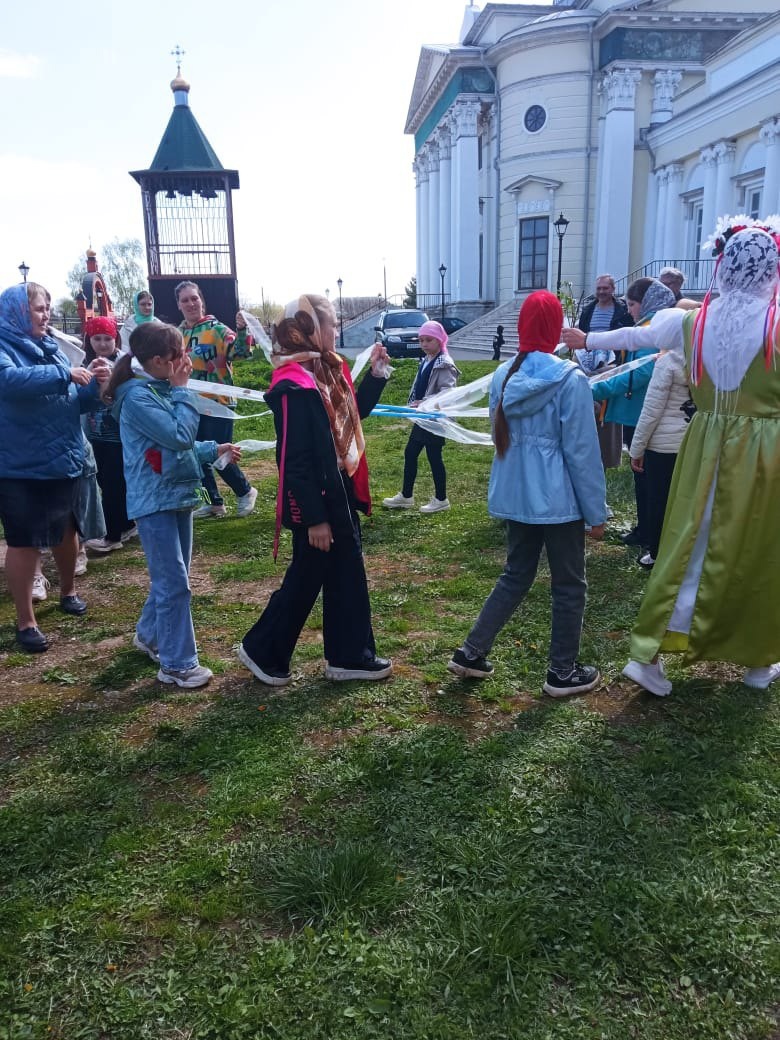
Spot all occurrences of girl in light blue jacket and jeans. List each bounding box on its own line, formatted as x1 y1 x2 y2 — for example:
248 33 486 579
104 323 240 688
448 291 607 697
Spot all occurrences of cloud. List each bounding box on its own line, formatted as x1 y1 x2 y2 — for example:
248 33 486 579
0 49 40 79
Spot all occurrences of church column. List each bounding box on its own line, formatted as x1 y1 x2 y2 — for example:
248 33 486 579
760 118 780 214
653 167 669 260
417 149 430 295
427 138 441 297
594 67 642 278
662 163 684 260
413 156 424 297
650 69 682 126
699 147 718 248
713 140 737 220
450 99 482 301
437 122 452 296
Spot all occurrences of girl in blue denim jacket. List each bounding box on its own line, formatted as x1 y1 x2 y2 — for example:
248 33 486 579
104 323 240 688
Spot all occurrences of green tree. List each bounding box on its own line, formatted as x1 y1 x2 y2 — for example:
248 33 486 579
54 296 78 318
101 238 146 315
403 275 417 308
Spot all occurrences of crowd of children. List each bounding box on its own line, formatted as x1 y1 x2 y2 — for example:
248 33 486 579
2 220 779 698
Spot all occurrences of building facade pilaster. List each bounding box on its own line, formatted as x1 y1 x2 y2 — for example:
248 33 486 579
713 140 737 220
594 67 642 277
450 99 482 301
699 147 718 249
427 139 441 298
650 69 682 125
437 123 452 296
760 118 780 214
662 163 684 259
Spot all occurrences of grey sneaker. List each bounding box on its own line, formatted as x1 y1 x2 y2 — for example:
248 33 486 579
133 633 160 663
235 487 258 518
157 664 213 689
74 548 88 576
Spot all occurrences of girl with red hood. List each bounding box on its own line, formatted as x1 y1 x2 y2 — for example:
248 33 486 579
237 294 393 687
448 291 607 697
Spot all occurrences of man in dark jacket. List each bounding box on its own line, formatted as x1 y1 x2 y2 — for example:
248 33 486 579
577 274 634 335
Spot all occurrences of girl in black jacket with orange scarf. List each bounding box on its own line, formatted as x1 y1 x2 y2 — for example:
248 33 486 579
237 294 392 687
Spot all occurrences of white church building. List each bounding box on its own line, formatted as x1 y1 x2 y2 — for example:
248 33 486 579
406 0 780 313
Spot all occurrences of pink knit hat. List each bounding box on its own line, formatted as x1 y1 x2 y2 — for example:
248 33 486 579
418 320 448 350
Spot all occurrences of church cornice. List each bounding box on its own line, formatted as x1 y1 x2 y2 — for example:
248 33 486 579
405 46 491 136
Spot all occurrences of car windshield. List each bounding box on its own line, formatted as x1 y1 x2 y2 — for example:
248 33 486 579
384 312 426 329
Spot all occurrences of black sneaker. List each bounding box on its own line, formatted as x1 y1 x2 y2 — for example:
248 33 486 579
15 626 49 653
59 594 87 616
543 663 600 698
447 648 494 678
619 527 643 547
325 657 393 681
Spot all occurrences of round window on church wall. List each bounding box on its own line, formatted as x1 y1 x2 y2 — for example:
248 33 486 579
524 104 547 133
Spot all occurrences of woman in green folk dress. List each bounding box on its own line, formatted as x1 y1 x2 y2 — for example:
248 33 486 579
563 221 780 696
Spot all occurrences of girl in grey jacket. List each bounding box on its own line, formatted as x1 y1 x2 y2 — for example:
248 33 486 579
382 320 460 514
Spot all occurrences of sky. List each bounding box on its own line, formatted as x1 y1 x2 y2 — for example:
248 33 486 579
1 0 489 310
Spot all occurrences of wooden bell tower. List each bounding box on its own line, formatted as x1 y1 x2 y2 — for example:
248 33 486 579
129 51 240 325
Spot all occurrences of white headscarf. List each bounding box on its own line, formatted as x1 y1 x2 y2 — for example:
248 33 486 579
701 227 779 392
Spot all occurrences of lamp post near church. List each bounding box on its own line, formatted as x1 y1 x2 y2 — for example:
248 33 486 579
553 212 570 294
337 278 344 348
438 263 447 321
18 261 29 283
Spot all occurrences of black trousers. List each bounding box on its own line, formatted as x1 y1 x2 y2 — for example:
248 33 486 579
644 449 678 559
623 425 649 546
402 426 447 500
91 440 130 542
242 514 376 672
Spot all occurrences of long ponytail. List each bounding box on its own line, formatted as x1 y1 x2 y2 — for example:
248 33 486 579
492 353 528 458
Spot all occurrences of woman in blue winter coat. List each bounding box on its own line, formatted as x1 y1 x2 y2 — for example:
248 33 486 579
448 291 607 697
0 282 107 652
104 322 240 689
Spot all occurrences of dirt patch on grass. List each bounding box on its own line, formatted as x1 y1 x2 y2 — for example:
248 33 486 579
120 697 214 747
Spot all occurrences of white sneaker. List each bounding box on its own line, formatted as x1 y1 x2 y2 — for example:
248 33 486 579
85 536 123 553
75 548 88 576
236 644 291 687
606 504 615 519
32 573 50 603
743 663 780 689
133 633 160 663
193 504 227 518
121 524 139 542
157 664 213 689
235 487 258 518
420 497 450 514
622 659 672 697
383 492 414 509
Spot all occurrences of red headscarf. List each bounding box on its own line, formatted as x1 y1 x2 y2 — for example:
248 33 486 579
517 291 563 353
85 315 118 338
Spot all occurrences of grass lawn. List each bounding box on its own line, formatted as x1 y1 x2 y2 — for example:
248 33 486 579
0 359 778 1040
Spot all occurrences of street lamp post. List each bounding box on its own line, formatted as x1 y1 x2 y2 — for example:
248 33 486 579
439 263 447 321
337 278 344 348
18 261 29 283
382 258 387 306
553 212 570 294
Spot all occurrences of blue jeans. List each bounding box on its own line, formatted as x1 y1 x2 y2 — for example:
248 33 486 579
463 520 587 673
197 415 251 506
135 510 198 672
